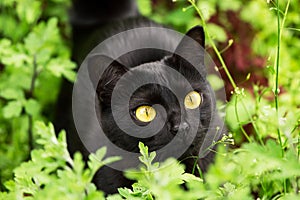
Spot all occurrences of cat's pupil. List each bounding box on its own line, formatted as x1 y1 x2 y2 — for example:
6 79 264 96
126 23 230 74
145 108 149 116
189 95 193 103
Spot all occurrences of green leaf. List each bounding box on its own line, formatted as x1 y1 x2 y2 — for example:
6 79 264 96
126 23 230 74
0 39 30 68
2 121 115 199
139 142 148 157
24 18 59 54
106 194 124 200
206 23 227 43
46 58 77 82
3 180 16 192
219 0 242 11
62 69 76 82
207 74 224 91
88 147 121 176
117 188 133 198
0 88 24 100
137 0 152 16
0 39 12 55
225 92 255 131
73 152 85 175
24 98 41 116
85 190 105 200
220 182 236 196
16 0 42 24
2 100 23 118
164 8 195 27
266 65 275 75
197 1 217 21
181 173 203 183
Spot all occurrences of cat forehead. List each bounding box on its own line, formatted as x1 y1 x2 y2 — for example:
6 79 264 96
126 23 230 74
125 62 201 100
129 61 202 90
132 61 167 76
130 62 182 84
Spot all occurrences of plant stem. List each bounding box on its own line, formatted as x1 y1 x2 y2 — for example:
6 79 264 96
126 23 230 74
274 0 282 158
187 0 265 142
275 0 291 194
274 0 290 157
28 115 33 152
187 0 237 89
28 55 38 152
234 96 251 142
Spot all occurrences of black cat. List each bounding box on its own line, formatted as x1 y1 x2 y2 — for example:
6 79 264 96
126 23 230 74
55 0 225 194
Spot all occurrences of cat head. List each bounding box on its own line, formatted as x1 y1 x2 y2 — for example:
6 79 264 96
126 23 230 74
87 26 216 158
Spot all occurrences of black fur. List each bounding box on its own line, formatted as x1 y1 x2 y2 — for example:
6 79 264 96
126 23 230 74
55 0 225 195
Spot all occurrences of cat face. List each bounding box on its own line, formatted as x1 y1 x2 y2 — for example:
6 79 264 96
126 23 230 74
88 26 216 159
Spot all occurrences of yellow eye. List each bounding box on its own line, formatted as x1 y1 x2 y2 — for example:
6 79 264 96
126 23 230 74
135 105 156 122
184 91 202 109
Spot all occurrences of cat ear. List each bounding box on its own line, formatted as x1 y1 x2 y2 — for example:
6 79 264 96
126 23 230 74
175 25 205 54
183 26 205 47
87 55 128 102
172 26 206 76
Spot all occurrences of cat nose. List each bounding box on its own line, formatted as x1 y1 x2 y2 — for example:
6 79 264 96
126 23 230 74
171 122 190 134
180 122 190 132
